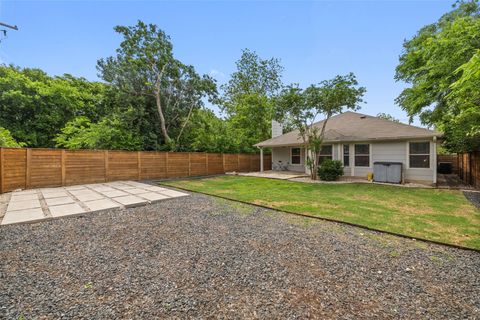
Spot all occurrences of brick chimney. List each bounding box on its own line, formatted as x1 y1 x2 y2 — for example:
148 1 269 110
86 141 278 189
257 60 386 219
271 120 283 138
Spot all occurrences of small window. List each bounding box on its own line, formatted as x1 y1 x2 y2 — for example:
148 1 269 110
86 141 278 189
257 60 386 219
343 144 350 167
291 148 301 164
409 142 430 168
355 144 370 167
319 145 333 165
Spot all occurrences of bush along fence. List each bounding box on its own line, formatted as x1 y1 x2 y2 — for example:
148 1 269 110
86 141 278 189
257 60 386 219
0 148 272 193
458 151 480 189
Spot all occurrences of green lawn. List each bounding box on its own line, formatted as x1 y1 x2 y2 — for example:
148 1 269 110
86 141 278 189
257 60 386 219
162 176 480 250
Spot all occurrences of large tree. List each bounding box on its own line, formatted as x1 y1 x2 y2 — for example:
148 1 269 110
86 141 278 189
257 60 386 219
276 73 366 180
395 0 480 152
97 21 217 150
0 65 106 147
220 49 284 152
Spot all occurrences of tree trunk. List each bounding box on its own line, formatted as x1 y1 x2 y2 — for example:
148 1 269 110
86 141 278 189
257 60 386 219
155 90 171 144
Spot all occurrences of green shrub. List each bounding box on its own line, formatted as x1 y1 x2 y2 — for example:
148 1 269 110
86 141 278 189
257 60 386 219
317 159 344 181
0 127 25 147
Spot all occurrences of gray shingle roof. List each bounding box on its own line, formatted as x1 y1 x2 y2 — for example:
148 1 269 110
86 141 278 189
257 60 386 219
254 111 441 147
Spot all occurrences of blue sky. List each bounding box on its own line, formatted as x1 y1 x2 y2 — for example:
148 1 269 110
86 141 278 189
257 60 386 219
0 1 451 124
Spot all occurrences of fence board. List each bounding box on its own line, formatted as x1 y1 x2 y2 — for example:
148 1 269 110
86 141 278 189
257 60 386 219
66 150 106 185
190 153 207 176
458 151 480 189
29 149 62 188
140 152 167 180
108 151 138 181
167 152 189 178
437 154 458 173
207 153 223 175
0 148 271 193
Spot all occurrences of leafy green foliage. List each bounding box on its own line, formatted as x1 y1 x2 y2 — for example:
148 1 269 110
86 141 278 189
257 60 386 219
317 159 344 181
0 65 106 147
219 49 283 153
376 113 400 123
54 116 141 150
0 127 24 147
395 1 480 152
97 21 217 149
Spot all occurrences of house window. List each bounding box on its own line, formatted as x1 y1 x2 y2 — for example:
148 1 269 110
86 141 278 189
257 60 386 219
319 145 333 165
343 144 350 167
354 144 370 167
409 142 430 168
291 148 301 164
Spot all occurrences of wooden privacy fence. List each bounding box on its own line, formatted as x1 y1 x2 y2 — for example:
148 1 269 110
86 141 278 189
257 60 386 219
437 154 459 173
0 148 272 193
458 151 480 189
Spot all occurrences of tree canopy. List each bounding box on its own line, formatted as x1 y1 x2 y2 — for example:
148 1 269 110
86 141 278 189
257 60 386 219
395 0 480 152
97 21 217 150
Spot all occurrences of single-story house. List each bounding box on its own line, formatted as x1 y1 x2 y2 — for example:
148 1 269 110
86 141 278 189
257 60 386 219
254 111 441 185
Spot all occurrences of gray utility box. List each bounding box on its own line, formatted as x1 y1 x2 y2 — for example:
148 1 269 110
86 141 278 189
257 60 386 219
373 162 403 184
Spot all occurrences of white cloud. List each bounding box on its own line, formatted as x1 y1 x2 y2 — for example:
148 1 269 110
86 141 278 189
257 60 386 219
209 69 225 79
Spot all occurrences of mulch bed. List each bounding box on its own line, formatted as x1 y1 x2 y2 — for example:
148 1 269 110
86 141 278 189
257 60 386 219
1 193 479 319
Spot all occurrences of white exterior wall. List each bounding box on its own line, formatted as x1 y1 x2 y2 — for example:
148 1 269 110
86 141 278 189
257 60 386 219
271 139 437 184
340 139 436 184
271 146 305 172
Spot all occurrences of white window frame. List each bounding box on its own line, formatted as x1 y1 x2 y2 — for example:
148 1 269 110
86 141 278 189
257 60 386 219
342 144 350 167
318 144 333 165
290 147 301 165
407 141 431 169
354 143 371 168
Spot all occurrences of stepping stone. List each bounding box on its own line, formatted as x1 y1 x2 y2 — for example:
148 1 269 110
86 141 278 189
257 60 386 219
7 199 41 212
138 192 170 203
11 193 39 201
101 190 129 198
89 186 115 192
75 193 105 202
158 190 189 198
69 189 97 197
42 190 69 199
12 189 37 195
144 186 169 192
65 185 87 191
84 199 121 212
1 208 45 225
124 188 150 195
49 203 86 217
113 195 149 208
105 182 129 187
45 196 75 206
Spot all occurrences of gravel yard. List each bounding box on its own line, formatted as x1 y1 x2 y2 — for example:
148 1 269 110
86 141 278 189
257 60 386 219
1 192 479 319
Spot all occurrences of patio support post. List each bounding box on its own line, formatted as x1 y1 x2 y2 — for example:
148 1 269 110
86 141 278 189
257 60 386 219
260 147 264 172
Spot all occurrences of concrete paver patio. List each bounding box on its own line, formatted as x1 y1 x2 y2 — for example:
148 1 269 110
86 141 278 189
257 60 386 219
0 181 188 225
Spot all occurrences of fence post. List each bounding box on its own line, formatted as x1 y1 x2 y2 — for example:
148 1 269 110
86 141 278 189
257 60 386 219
237 153 240 172
61 149 66 186
188 153 191 177
165 152 169 178
26 148 31 189
137 151 141 181
104 150 109 182
0 148 4 193
206 153 209 175
222 153 225 173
